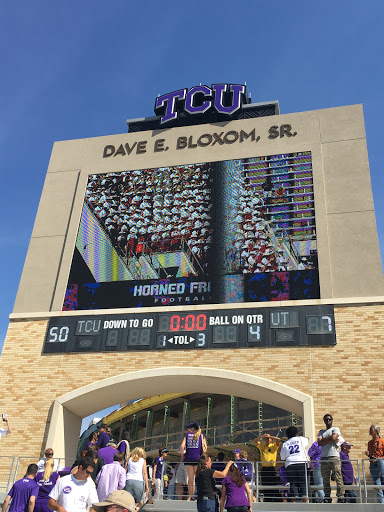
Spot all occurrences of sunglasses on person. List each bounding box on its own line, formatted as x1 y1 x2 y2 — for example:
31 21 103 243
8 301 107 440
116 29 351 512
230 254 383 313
46 452 54 456
105 506 125 511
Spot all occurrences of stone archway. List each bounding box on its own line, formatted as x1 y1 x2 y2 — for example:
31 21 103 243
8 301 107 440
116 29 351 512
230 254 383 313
47 367 314 459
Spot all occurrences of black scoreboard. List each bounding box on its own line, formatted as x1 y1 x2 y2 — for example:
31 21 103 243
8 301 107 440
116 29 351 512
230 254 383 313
43 305 336 353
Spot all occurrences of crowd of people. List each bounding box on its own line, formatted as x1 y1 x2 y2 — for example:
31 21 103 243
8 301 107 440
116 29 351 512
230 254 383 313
226 174 316 275
245 416 383 505
85 165 214 273
148 417 384 509
3 417 384 511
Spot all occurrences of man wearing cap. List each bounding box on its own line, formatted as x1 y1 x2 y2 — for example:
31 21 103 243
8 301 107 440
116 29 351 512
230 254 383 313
253 433 280 502
233 449 241 462
340 442 356 503
97 425 110 449
152 449 169 500
92 490 135 512
365 424 384 503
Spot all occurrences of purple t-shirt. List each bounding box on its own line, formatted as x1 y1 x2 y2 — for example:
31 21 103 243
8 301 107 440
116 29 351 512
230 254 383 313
308 441 322 468
154 456 165 479
118 441 128 455
97 432 110 449
340 451 354 485
8 477 39 512
35 471 60 502
222 475 249 508
184 432 204 462
98 446 118 464
235 458 253 481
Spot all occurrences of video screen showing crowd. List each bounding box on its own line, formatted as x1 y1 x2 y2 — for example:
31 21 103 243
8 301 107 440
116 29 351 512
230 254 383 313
87 164 213 276
64 152 319 310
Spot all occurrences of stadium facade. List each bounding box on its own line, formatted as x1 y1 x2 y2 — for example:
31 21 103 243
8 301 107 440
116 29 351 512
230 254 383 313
1 86 383 462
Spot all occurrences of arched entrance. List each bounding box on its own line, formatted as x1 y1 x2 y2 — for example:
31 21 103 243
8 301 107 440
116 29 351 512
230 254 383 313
47 367 314 459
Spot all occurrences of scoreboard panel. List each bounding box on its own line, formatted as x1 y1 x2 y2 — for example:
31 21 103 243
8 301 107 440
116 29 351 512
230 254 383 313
43 305 336 353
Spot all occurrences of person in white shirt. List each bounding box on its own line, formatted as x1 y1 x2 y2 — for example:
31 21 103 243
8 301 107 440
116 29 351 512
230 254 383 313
48 456 98 512
37 448 59 472
280 426 309 502
125 447 149 509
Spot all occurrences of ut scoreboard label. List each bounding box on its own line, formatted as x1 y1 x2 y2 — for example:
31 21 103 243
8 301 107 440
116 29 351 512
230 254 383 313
43 306 336 353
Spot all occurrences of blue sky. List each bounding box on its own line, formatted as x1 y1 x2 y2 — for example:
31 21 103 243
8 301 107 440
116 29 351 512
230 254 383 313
1 1 383 423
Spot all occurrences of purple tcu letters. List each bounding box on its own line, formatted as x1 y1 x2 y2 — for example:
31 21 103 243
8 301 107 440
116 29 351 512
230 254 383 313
154 84 246 124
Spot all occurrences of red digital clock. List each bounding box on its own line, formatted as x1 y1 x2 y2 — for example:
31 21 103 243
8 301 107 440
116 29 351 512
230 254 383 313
158 313 207 332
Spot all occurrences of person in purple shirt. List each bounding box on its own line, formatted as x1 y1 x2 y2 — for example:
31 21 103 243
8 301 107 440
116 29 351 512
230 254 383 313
86 431 98 450
180 422 207 501
96 424 110 449
117 439 130 470
98 442 118 464
152 448 169 500
235 450 253 482
34 459 60 512
340 442 357 503
308 440 324 502
2 463 39 512
220 463 252 512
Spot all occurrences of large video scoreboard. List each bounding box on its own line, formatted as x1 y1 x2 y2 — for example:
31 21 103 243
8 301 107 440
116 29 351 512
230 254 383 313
64 151 319 310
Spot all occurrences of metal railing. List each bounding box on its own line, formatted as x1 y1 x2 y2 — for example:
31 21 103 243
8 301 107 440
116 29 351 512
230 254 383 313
3 456 75 493
253 460 364 504
149 459 384 504
3 455 384 505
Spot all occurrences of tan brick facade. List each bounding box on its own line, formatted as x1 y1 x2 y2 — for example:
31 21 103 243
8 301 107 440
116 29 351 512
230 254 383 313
0 303 382 460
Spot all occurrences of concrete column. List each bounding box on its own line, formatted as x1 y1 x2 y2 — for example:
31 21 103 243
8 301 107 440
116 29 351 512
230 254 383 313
46 401 82 462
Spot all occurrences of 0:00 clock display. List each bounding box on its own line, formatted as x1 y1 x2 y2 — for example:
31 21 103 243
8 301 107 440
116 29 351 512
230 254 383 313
158 314 207 332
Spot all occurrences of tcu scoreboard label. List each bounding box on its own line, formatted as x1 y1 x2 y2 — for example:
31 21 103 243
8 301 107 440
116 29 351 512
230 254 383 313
43 305 336 353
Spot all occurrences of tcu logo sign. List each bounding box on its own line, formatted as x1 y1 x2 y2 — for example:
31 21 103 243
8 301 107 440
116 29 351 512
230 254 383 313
154 84 247 125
